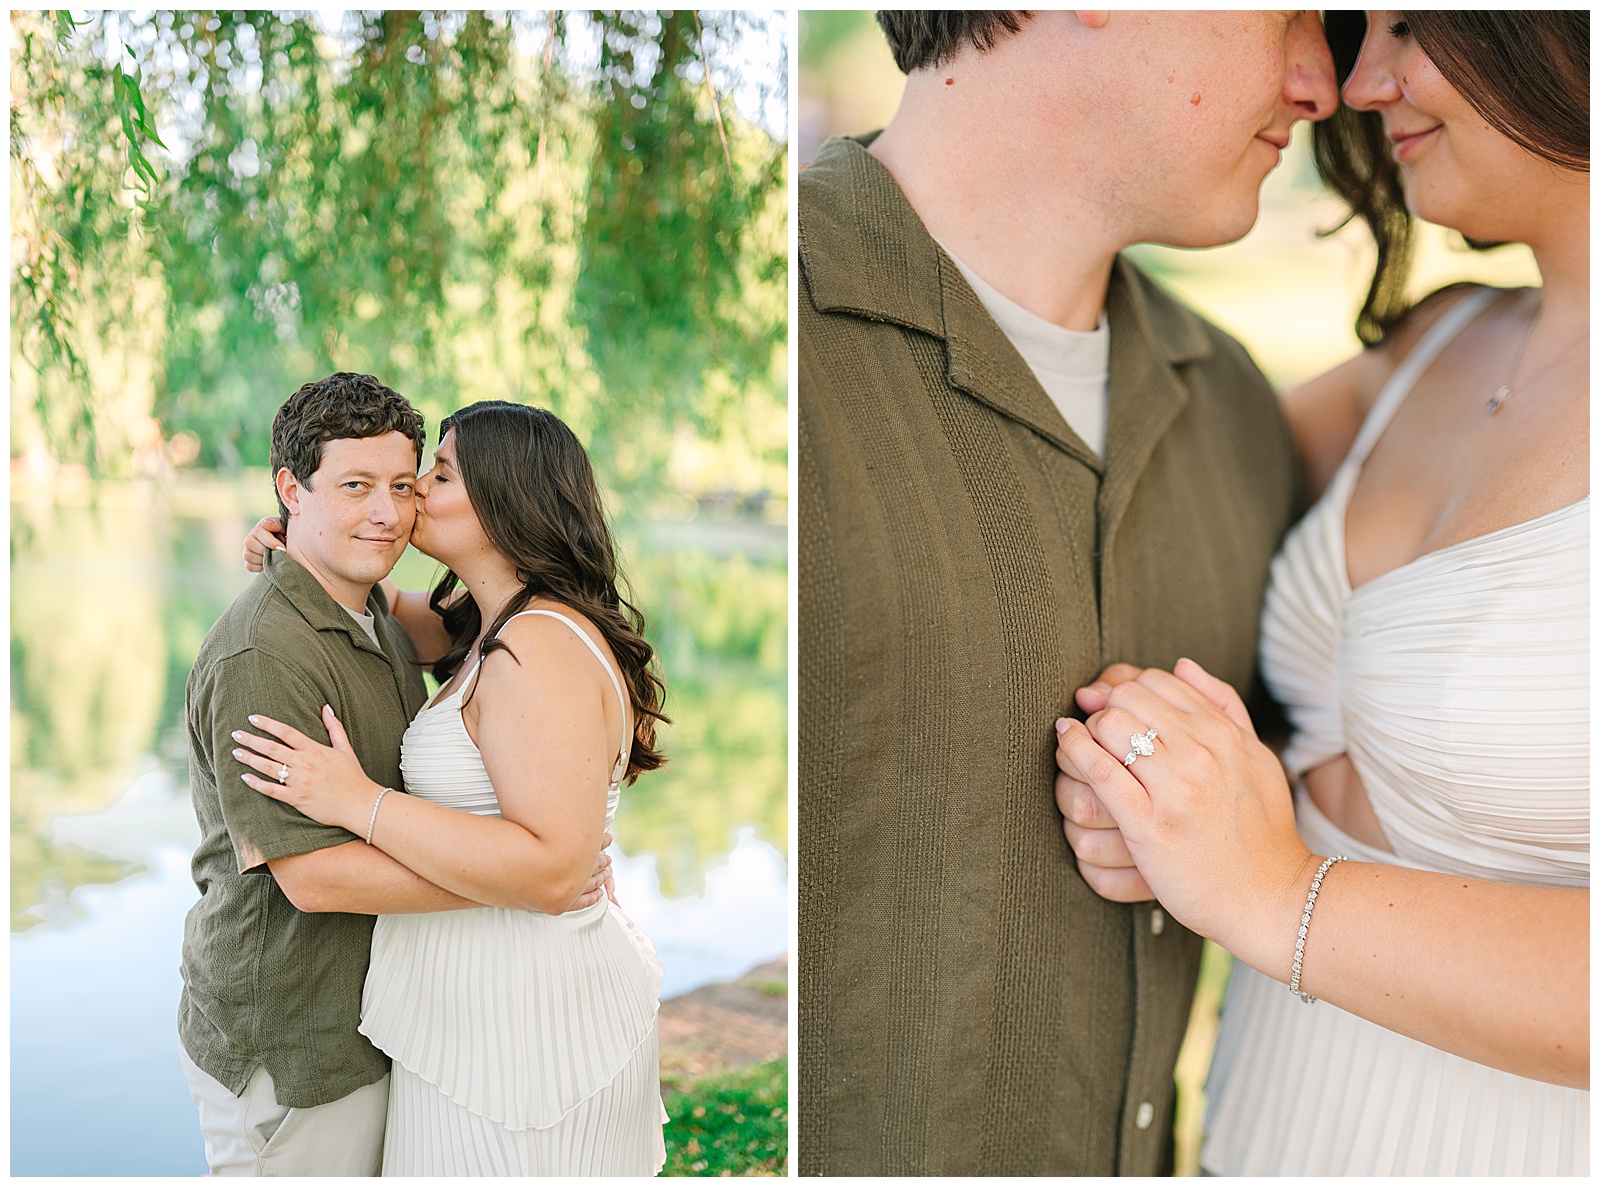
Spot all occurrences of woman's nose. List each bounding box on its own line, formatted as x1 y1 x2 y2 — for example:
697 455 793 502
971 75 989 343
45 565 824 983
1343 36 1404 111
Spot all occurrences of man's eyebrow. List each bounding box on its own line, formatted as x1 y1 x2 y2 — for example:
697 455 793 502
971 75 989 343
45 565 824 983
330 469 419 482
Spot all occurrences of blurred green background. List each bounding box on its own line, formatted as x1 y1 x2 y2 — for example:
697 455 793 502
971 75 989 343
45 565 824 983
13 9 786 1177
798 11 1541 1177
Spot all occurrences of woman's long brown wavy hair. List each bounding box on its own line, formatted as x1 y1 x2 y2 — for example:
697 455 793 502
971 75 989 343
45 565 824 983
1315 11 1589 346
427 401 667 781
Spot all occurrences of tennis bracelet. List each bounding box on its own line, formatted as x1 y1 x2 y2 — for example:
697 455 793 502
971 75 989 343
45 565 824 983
366 786 394 845
1289 854 1348 1004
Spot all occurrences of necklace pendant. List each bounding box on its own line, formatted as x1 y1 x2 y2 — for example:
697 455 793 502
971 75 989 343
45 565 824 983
1487 385 1512 414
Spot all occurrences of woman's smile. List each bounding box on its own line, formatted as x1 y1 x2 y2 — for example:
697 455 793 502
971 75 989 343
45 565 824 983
1387 122 1439 162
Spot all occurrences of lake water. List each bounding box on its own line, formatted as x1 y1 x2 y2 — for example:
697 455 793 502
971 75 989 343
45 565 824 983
10 480 788 1176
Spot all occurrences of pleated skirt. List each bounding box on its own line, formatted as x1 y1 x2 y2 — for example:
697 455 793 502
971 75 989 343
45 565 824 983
1202 795 1589 1176
361 896 667 1176
382 1027 667 1176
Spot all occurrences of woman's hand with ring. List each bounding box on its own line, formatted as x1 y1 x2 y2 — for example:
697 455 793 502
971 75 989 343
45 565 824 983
1054 659 1316 963
231 705 381 836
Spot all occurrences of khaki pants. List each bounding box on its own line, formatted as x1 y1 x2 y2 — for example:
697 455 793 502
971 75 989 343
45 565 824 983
179 1045 388 1176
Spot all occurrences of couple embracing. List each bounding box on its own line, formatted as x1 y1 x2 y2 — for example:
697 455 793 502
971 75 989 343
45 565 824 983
178 375 667 1175
800 10 1586 1176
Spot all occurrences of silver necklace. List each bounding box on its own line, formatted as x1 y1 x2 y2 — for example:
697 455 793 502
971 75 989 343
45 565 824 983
1486 305 1588 414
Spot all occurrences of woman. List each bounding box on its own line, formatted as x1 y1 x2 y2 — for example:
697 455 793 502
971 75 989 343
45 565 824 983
234 401 669 1175
1054 11 1587 1176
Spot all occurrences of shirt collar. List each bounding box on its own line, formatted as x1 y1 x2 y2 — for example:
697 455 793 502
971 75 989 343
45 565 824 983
262 547 388 652
799 134 1214 369
800 132 1219 490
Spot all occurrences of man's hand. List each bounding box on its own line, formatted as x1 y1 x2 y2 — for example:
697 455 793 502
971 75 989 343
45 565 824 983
1055 766 1155 902
1073 662 1145 716
566 831 616 911
1056 662 1154 901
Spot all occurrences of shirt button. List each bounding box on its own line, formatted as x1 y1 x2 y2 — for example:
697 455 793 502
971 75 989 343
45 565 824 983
1150 907 1165 935
1135 1101 1155 1130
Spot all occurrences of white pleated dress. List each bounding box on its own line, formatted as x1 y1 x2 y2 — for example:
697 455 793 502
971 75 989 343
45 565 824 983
359 609 667 1176
1202 288 1590 1176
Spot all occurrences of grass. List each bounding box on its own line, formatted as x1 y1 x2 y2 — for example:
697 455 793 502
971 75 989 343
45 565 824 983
661 1057 787 1176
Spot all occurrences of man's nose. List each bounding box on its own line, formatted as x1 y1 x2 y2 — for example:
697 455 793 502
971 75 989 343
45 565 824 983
1286 13 1340 122
369 488 400 525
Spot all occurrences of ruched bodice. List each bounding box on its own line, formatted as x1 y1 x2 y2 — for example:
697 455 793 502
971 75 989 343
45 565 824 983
358 609 665 1174
1259 286 1589 887
1206 287 1590 1175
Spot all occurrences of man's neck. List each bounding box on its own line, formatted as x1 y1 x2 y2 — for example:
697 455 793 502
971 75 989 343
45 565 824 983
867 74 1125 333
282 537 375 615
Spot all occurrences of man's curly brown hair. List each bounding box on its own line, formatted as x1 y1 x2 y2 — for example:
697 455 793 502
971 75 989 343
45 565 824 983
268 373 426 523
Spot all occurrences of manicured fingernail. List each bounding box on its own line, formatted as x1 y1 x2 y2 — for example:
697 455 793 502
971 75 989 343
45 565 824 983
248 715 261 724
231 731 243 741
1055 717 1071 735
240 774 250 783
1088 682 1111 696
232 748 244 759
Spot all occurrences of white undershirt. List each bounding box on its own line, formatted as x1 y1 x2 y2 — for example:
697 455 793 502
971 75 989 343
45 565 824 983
344 604 380 648
939 244 1110 458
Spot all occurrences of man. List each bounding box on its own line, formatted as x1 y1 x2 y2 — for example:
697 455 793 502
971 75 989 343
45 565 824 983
176 374 604 1175
798 11 1337 1175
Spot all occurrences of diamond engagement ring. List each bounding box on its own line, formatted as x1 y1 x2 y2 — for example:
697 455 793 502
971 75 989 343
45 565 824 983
278 763 290 783
1123 727 1158 766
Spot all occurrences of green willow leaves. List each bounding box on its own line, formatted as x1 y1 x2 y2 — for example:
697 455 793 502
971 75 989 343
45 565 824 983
11 10 786 494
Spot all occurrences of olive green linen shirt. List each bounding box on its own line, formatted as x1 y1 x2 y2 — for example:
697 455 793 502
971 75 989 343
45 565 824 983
178 547 428 1109
798 136 1300 1175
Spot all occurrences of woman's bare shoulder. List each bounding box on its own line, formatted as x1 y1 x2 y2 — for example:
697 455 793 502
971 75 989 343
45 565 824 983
481 603 616 687
1283 284 1503 499
1367 283 1506 391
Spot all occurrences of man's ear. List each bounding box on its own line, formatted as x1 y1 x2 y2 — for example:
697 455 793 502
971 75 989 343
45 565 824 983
1074 11 1110 30
276 466 303 518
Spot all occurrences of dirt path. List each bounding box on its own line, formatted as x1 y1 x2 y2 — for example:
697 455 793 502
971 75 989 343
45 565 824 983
658 956 787 1085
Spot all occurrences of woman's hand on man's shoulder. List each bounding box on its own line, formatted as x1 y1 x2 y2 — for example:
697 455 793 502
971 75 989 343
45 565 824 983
243 516 286 573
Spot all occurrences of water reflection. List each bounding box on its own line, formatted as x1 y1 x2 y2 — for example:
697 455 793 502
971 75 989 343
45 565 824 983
12 481 786 921
10 480 786 1175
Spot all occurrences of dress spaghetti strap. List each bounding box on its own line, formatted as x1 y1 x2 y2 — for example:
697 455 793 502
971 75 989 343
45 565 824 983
1346 286 1498 468
430 608 633 783
503 608 632 784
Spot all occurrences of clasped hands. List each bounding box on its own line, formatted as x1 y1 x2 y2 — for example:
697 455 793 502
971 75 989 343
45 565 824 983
1053 658 1316 960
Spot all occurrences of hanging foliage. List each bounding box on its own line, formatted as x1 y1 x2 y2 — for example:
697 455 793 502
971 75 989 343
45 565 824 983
577 10 784 464
10 9 786 492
